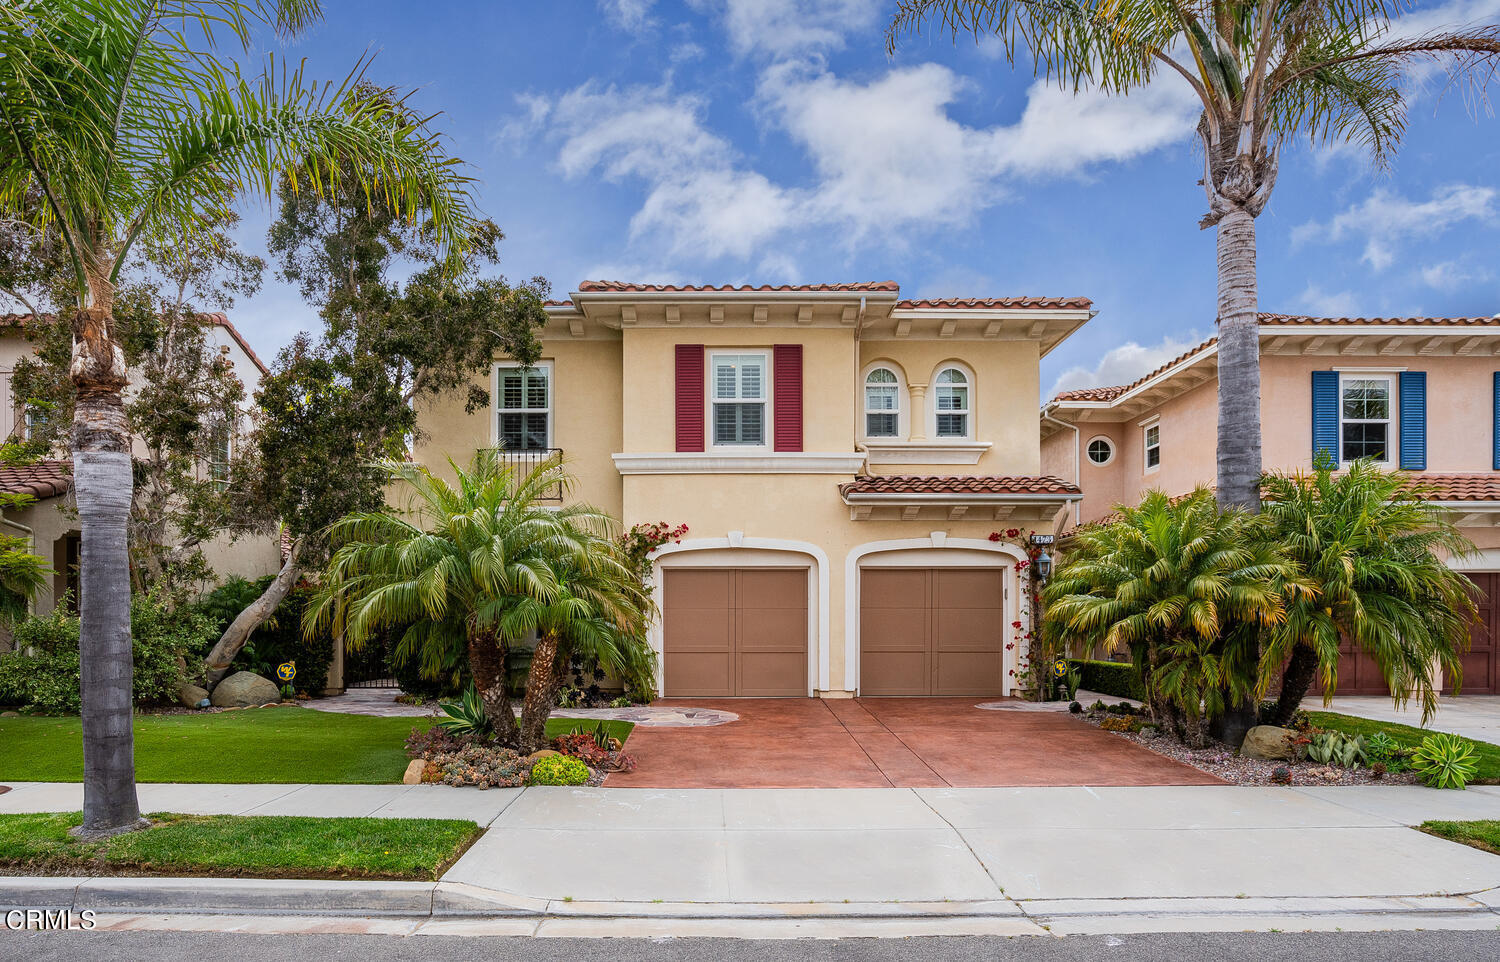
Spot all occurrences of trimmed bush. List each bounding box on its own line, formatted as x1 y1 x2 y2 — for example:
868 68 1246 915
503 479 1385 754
529 754 589 786
1069 659 1148 701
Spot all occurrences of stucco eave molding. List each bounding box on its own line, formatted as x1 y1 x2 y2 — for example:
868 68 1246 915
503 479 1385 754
612 452 867 475
860 440 992 465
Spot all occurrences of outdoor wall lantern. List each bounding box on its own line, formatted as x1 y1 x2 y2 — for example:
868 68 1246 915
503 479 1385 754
1034 549 1052 582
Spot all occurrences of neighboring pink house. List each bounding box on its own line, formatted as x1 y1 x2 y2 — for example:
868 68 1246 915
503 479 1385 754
1041 313 1500 696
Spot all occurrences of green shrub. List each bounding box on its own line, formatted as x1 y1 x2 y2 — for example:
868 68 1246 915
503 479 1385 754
435 687 492 740
1068 659 1148 701
1412 733 1479 790
1305 732 1368 769
199 579 333 695
529 754 589 786
0 592 216 713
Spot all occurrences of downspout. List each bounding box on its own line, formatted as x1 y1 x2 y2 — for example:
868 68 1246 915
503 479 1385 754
1042 409 1081 527
852 296 868 474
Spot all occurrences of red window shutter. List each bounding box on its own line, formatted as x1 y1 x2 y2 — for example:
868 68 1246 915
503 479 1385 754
675 344 705 452
773 343 803 452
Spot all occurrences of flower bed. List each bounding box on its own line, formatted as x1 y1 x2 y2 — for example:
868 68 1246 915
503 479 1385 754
404 723 636 788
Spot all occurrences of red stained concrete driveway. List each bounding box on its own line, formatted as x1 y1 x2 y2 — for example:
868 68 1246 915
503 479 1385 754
605 698 1224 789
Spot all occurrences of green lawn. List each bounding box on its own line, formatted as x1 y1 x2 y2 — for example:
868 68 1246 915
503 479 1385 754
1307 711 1500 784
0 812 480 880
0 708 633 784
1420 820 1500 857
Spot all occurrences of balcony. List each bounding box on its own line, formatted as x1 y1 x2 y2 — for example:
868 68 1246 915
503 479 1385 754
490 447 564 501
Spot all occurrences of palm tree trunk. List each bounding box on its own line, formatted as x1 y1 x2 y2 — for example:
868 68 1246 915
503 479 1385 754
517 630 561 754
1215 207 1263 512
71 302 145 838
202 546 300 688
1267 643 1319 727
467 629 518 746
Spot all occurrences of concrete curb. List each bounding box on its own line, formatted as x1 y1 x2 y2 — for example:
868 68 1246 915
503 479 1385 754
5 875 1500 924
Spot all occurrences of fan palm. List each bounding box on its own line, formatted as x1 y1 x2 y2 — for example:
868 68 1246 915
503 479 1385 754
0 1 478 836
1259 461 1477 726
1043 488 1301 745
889 3 1500 513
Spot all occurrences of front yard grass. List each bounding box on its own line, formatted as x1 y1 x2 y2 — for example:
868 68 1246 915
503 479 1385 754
0 709 634 784
1419 820 1500 857
1306 711 1499 784
0 812 480 879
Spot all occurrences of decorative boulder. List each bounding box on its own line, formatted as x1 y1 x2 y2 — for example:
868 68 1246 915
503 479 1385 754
1241 725 1296 761
178 684 210 709
402 760 427 785
209 671 281 708
525 749 561 765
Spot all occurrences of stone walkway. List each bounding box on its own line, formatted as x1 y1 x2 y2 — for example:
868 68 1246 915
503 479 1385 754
303 689 737 727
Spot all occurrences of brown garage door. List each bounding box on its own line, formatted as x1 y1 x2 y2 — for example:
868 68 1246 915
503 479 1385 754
860 568 1004 696
1450 572 1499 695
662 568 808 696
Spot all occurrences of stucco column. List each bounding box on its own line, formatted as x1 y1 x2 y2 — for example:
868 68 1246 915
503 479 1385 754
908 383 928 440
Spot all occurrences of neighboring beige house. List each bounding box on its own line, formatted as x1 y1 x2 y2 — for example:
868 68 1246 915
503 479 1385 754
412 280 1089 698
0 313 282 623
1041 313 1500 696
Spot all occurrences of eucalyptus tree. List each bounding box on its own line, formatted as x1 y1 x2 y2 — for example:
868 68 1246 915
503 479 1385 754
889 2 1500 512
0 0 478 837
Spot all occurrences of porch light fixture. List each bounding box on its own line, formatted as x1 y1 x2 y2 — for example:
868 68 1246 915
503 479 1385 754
1035 550 1052 582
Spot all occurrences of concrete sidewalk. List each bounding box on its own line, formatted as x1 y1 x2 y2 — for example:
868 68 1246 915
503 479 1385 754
3 782 1500 933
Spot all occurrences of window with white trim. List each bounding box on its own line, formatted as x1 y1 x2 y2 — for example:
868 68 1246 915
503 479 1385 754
1144 423 1161 471
864 367 900 438
934 367 970 438
1086 436 1114 466
495 362 551 450
207 420 231 486
710 351 768 447
1340 376 1392 463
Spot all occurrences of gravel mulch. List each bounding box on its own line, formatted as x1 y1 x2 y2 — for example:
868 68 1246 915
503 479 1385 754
1077 708 1419 786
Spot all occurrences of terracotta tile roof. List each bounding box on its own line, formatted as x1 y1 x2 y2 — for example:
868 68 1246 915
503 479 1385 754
0 459 71 499
1403 474 1500 502
1260 313 1500 327
543 300 575 308
840 475 1081 496
0 312 266 374
577 280 899 293
1048 337 1219 406
897 296 1092 310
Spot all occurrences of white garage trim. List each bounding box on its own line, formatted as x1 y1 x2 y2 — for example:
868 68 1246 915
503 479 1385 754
651 534 830 696
845 535 1028 695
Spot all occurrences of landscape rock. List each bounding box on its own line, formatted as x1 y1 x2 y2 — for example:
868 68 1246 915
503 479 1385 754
178 684 210 709
209 671 281 708
1241 725 1296 761
402 759 426 785
525 749 560 765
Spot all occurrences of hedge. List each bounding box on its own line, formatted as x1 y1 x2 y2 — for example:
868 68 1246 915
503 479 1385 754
1069 659 1147 702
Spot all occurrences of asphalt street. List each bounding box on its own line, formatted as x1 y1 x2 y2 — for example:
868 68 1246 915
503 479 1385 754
4 930 1497 961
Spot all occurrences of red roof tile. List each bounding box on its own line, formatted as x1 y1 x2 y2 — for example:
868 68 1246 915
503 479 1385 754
578 280 899 294
1404 474 1500 502
897 296 1092 310
544 300 575 308
1260 313 1500 328
0 460 71 499
840 475 1081 496
1048 337 1219 406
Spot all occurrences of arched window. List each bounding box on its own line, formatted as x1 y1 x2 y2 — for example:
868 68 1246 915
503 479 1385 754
934 366 970 438
864 367 900 438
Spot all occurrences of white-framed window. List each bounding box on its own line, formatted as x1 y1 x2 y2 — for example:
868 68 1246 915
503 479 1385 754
207 420 231 486
1340 375 1394 464
864 366 901 438
1143 423 1161 472
1086 436 1114 466
494 361 552 450
709 350 769 448
933 366 971 439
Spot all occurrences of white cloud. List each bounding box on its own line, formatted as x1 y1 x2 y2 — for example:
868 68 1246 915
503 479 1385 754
599 0 657 33
1299 283 1362 317
692 0 882 59
994 80 1202 176
1420 259 1493 290
1292 184 1498 269
1048 333 1205 398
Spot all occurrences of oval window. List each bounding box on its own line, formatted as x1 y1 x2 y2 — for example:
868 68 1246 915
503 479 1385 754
1086 437 1114 465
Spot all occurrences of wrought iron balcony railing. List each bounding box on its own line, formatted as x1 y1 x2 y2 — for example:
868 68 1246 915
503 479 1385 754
490 447 564 501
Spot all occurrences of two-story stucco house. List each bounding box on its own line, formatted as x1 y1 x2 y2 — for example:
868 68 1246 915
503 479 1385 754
1040 313 1500 696
413 281 1090 699
0 312 282 622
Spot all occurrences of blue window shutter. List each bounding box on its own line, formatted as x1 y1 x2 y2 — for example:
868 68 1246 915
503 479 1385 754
1311 370 1339 466
1493 373 1500 471
1398 372 1426 470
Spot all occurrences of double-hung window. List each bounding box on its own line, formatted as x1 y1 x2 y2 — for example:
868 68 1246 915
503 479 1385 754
934 367 970 438
1144 423 1161 471
864 368 899 437
711 352 767 447
207 420 231 486
1340 376 1392 463
496 362 551 450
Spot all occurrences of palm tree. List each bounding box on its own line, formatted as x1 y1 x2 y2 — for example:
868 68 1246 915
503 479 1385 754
1043 488 1300 745
888 3 1499 512
305 454 648 753
0 1 478 837
1259 461 1476 726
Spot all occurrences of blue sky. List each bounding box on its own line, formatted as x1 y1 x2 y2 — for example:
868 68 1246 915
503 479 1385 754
228 0 1500 399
